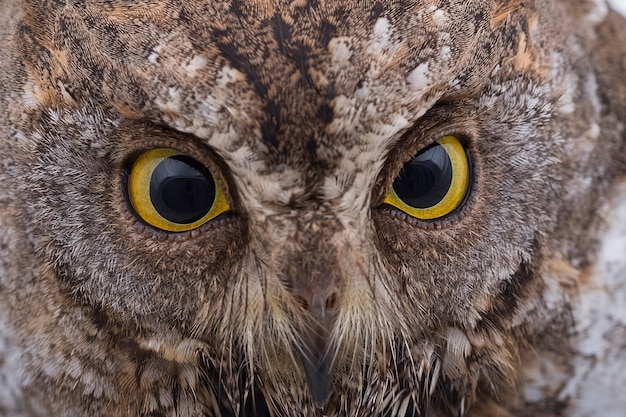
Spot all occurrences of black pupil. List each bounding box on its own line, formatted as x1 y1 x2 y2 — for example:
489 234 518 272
149 156 216 224
393 143 453 208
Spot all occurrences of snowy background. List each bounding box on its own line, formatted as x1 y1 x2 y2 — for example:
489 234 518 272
609 0 626 15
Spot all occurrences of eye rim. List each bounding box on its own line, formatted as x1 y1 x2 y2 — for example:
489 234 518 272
128 148 230 232
383 135 470 221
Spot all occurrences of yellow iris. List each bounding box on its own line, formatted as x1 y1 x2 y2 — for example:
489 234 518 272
128 148 230 232
384 135 469 220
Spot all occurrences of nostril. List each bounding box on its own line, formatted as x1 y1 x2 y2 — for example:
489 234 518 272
294 295 309 310
293 293 338 312
325 292 338 310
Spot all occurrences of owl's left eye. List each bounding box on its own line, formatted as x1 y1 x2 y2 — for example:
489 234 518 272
127 148 230 232
384 135 470 220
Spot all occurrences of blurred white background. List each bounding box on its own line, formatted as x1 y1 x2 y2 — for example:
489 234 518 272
609 0 626 15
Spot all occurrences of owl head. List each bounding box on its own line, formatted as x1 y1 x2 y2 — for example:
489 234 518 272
1 0 625 416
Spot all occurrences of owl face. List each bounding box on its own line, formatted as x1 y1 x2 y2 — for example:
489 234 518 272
2 0 623 416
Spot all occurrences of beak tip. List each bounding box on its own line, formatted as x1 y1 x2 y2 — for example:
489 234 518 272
313 394 331 409
296 291 338 409
304 362 333 408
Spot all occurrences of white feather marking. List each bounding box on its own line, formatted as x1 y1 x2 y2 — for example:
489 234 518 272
216 65 243 88
446 327 472 358
587 0 609 23
432 9 448 25
372 18 392 52
585 74 602 115
407 63 432 94
155 87 184 113
440 45 452 61
183 55 208 77
329 37 354 63
147 45 162 64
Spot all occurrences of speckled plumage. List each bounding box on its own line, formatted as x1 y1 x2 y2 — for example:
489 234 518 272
0 0 625 416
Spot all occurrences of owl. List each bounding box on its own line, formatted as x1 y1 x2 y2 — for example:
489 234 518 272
0 0 625 416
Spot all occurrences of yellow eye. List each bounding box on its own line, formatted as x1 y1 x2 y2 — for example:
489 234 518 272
384 135 470 220
128 148 230 232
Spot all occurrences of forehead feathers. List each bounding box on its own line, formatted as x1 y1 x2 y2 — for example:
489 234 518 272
19 0 535 208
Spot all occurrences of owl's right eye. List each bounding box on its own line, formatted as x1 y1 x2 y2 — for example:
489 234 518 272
128 148 230 232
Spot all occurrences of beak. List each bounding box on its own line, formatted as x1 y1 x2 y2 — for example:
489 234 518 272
299 291 337 407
